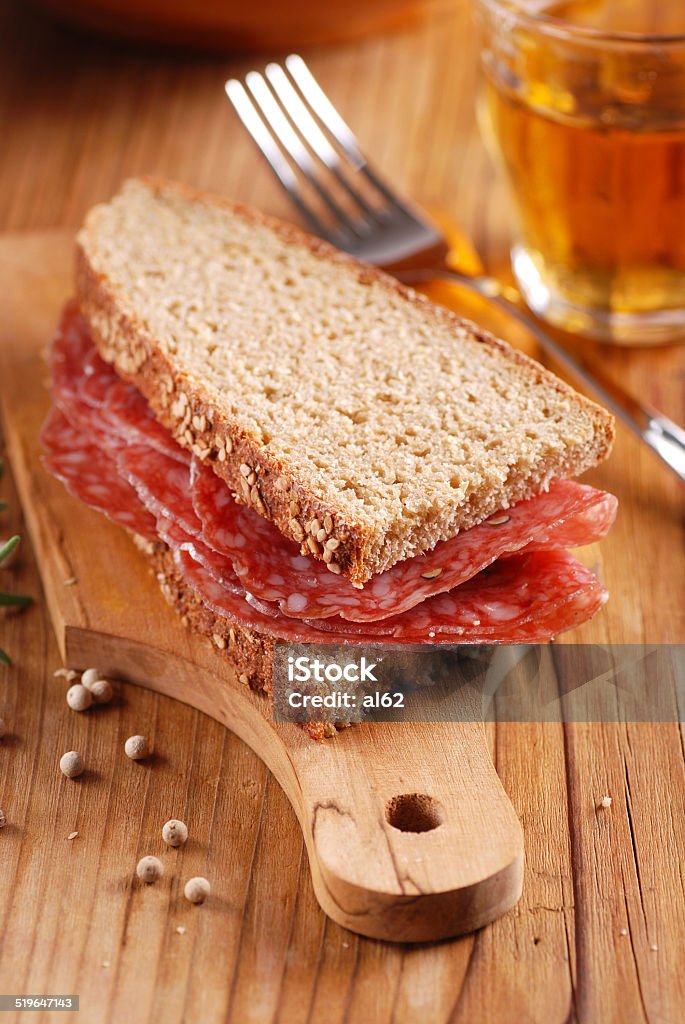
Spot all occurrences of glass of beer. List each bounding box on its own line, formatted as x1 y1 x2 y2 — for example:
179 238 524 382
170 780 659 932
475 0 685 345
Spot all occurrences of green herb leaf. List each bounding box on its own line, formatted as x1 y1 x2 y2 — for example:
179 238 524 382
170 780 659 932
0 535 20 563
0 464 33 661
0 592 33 607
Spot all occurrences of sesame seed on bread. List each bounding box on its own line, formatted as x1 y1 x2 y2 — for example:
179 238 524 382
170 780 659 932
76 177 615 586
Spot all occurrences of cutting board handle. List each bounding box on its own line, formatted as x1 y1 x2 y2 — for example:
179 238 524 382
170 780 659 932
289 719 524 942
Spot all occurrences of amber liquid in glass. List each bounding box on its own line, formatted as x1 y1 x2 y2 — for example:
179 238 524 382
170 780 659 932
482 0 685 339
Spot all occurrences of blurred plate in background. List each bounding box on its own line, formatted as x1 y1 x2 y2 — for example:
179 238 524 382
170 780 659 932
29 0 453 50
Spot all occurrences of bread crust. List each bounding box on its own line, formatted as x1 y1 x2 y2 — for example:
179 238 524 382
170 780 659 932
76 177 615 586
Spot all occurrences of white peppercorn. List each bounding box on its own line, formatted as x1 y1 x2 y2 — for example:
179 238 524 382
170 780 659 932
60 751 84 778
136 855 164 883
66 684 93 712
184 877 210 904
162 819 188 848
90 679 113 704
80 668 101 690
124 735 149 760
0 810 6 828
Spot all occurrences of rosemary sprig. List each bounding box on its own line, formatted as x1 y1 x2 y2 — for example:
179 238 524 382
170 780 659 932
1 459 34 664
0 535 20 562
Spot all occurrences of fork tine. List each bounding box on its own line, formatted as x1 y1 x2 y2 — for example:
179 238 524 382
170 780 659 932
225 79 335 243
265 62 379 225
229 59 446 269
244 72 364 241
285 55 365 170
284 54 428 224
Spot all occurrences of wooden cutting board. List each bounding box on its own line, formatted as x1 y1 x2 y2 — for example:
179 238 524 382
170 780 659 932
0 230 527 943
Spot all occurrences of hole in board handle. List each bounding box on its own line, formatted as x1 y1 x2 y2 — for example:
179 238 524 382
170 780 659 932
385 793 444 833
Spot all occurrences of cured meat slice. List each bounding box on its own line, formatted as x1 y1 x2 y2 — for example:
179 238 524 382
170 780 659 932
40 408 157 539
164 512 607 643
104 380 190 463
48 302 93 404
117 445 201 536
192 461 614 623
41 403 608 644
52 389 125 452
50 336 125 453
49 306 113 411
296 550 607 640
80 348 116 408
520 491 617 552
176 546 607 644
175 548 363 643
156 516 246 598
50 306 189 463
165 514 603 641
40 405 84 455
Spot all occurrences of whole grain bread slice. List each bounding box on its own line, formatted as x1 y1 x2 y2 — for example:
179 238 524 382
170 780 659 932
76 177 614 586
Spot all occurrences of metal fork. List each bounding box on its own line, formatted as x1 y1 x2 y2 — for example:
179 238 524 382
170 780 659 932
226 55 447 270
225 56 685 484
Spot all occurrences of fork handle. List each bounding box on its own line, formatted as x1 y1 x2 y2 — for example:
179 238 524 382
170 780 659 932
404 269 685 485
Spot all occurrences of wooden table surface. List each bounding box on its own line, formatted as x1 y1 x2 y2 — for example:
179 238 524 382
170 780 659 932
0 2 684 1022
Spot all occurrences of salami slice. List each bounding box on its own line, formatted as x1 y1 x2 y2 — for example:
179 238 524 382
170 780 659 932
80 348 116 408
50 306 189 463
49 307 113 411
50 312 123 451
49 303 95 403
156 516 246 598
117 445 202 536
192 461 614 623
41 407 608 643
163 512 607 642
296 550 607 640
174 548 360 643
175 546 606 644
52 386 126 452
40 408 157 539
520 492 617 552
105 380 190 463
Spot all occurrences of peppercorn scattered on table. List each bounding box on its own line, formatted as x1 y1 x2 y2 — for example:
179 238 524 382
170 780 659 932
0 2 684 1021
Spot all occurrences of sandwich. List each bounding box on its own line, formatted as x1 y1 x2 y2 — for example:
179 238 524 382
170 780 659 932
41 178 617 732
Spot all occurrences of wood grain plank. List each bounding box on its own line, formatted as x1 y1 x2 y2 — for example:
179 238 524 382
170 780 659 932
563 721 685 1023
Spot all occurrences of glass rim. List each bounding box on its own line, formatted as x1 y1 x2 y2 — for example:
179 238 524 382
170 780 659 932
474 0 685 47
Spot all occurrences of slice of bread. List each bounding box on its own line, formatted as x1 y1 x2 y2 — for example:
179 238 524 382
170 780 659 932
76 178 614 586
